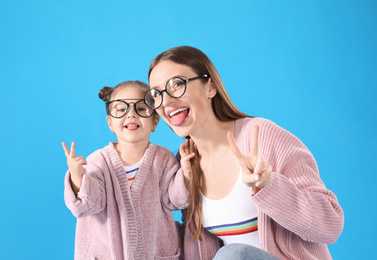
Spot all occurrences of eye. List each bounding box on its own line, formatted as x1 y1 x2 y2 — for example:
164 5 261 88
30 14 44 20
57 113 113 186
114 103 128 112
169 78 185 89
150 89 162 98
173 82 184 88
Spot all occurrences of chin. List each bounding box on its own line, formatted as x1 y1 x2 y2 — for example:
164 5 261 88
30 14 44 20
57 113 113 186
170 125 191 138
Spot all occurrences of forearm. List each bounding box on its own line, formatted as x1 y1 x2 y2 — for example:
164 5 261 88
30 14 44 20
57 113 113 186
253 171 344 244
64 168 106 218
167 169 189 210
70 172 83 195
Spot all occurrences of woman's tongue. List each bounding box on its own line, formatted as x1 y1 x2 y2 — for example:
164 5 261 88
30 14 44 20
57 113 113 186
170 109 189 126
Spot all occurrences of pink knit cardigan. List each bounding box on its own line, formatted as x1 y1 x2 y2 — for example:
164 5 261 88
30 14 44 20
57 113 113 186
182 118 344 260
64 142 188 260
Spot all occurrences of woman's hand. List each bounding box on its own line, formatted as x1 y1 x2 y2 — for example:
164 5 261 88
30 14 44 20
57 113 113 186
179 138 196 180
227 125 272 189
62 142 87 194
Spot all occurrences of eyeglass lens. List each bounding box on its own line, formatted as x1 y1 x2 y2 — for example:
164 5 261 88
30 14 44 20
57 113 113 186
108 100 154 118
145 75 208 109
145 77 187 109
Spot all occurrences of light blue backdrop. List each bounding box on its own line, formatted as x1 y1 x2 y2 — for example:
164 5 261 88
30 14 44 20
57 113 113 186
0 0 375 259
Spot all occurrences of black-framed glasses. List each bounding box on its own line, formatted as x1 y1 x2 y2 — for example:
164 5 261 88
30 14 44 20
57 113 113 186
144 74 209 109
106 99 155 118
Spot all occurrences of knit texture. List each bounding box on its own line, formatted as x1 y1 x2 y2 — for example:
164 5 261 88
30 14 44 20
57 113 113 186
182 118 344 260
64 142 188 260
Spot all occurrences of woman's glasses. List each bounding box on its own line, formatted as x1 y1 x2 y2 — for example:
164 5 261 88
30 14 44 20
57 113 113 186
144 75 209 109
106 99 155 118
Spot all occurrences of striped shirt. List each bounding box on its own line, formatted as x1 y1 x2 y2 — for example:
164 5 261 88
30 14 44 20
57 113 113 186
123 159 142 188
201 170 260 247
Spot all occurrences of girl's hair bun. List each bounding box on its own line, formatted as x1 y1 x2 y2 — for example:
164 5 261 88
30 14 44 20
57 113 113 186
98 86 114 102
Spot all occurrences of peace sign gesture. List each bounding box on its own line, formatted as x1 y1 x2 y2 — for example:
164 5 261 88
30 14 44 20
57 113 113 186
227 125 272 188
62 142 87 193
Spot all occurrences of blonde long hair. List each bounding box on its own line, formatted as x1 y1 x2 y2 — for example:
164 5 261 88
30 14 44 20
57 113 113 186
148 46 252 240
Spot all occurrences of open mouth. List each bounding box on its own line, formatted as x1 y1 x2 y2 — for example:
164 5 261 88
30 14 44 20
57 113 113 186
168 107 189 126
125 123 140 130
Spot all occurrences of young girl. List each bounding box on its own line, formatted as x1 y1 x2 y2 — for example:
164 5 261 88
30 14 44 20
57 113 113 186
63 80 193 260
146 46 344 260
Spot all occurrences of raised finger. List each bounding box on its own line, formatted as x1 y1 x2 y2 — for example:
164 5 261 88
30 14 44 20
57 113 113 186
250 125 259 158
186 139 192 153
227 131 244 159
62 142 70 157
253 158 265 175
70 142 76 157
180 142 189 156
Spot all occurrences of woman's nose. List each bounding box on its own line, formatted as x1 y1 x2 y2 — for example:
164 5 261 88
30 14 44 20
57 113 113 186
162 92 174 107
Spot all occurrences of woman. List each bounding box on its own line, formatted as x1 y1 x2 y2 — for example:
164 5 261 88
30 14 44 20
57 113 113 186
145 46 344 260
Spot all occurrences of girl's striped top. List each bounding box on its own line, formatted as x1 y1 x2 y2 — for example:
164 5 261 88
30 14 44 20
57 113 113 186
201 170 260 247
123 158 143 188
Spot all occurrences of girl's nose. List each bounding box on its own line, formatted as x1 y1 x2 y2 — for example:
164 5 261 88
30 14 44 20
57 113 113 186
126 106 137 118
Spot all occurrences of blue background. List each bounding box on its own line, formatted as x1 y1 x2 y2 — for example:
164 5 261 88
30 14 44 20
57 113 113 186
1 0 376 259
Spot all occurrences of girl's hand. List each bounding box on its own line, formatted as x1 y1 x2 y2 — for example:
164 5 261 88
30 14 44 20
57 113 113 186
62 142 87 194
227 125 272 189
179 138 196 180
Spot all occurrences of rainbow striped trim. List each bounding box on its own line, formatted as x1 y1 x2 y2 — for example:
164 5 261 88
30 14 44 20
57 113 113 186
206 217 258 236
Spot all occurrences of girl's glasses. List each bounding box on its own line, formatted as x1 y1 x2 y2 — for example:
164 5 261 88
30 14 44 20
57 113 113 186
106 99 155 118
144 75 209 109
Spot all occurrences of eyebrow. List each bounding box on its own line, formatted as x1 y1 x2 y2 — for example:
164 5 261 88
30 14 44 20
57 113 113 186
114 98 142 100
151 75 189 89
109 98 144 102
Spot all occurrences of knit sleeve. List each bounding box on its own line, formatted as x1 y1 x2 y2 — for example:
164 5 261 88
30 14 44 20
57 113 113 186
245 118 344 244
159 148 189 211
64 151 107 218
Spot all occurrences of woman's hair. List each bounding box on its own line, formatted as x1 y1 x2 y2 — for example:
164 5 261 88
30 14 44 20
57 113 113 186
99 80 153 116
148 46 252 240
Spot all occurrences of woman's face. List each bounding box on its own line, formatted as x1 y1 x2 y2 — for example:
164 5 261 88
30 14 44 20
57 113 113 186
149 60 216 138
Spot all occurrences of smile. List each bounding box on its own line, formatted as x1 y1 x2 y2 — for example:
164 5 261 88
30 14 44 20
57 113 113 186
125 123 140 130
167 107 190 127
169 107 189 118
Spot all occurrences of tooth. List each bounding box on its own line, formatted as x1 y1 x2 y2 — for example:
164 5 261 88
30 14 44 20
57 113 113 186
170 108 187 117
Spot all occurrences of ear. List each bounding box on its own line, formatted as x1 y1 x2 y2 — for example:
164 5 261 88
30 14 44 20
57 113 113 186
106 115 115 133
207 78 217 99
151 115 159 132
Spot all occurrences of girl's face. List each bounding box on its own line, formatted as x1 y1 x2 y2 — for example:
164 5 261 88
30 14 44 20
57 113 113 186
149 60 216 138
106 86 159 145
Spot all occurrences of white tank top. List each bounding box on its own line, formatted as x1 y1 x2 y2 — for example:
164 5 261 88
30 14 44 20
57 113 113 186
201 170 260 247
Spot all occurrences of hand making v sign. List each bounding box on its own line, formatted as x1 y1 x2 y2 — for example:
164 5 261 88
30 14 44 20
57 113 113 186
227 125 272 189
62 142 87 194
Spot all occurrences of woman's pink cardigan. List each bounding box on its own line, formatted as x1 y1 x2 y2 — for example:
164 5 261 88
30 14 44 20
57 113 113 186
182 118 344 260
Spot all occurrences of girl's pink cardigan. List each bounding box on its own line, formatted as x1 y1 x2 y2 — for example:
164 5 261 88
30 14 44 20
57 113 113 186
65 142 188 260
